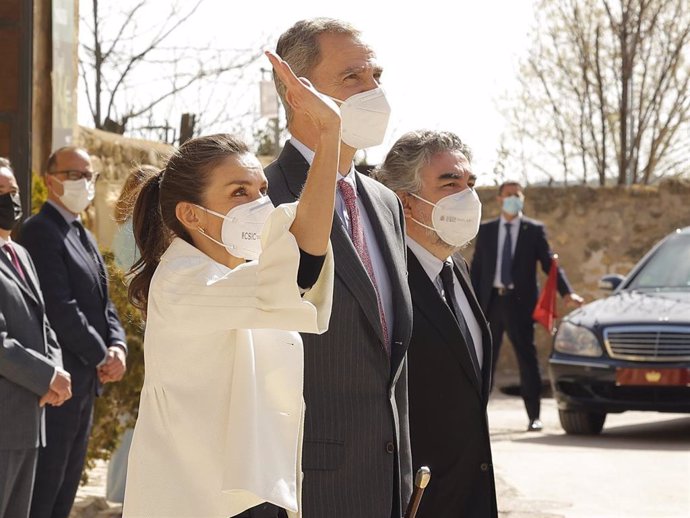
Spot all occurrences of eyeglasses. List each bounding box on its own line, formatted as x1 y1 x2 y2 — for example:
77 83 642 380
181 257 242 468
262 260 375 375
48 170 100 182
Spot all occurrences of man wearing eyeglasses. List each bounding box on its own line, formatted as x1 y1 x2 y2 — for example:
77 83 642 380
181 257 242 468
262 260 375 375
19 147 127 518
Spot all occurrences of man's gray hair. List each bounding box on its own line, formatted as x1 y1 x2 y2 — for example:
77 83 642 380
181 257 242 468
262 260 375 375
274 18 361 123
372 130 472 193
0 157 12 171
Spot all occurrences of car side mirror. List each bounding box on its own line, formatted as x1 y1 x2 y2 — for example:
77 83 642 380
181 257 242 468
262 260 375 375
598 274 625 291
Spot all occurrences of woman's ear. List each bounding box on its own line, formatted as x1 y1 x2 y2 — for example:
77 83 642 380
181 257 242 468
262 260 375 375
175 201 204 233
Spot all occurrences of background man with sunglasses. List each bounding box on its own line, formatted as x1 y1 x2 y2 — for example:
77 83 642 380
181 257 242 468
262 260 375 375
19 147 127 518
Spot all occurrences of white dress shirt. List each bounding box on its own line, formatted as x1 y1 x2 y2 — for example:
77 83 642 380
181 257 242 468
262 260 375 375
290 138 395 340
407 237 483 369
493 214 522 289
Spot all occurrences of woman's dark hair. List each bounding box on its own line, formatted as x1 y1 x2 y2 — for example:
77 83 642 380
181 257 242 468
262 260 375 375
114 165 159 224
128 134 250 311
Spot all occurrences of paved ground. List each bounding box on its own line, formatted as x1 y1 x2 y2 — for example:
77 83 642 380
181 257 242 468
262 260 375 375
489 393 690 518
74 393 690 518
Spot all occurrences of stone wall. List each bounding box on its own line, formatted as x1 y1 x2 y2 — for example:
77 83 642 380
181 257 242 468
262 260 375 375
77 127 173 249
76 125 690 381
461 180 690 383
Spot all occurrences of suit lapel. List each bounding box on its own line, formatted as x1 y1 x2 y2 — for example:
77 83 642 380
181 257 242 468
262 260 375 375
277 144 386 348
453 260 493 400
42 203 105 302
330 214 386 345
486 219 500 280
357 174 411 374
13 245 44 306
0 252 40 307
67 225 105 301
408 251 482 397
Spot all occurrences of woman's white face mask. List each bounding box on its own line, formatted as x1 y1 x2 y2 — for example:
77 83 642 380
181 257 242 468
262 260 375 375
195 195 274 261
409 188 482 248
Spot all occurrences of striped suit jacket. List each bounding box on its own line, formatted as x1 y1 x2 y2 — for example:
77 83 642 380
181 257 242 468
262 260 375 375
0 241 62 450
265 142 413 518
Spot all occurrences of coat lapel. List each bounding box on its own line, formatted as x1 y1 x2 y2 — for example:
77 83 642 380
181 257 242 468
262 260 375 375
357 174 412 375
276 144 387 348
408 250 482 398
66 228 105 300
453 259 493 400
42 203 105 302
14 245 45 307
486 218 500 281
0 252 40 307
330 214 387 345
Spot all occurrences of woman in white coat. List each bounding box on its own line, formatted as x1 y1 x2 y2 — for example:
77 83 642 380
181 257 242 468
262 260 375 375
122 52 340 518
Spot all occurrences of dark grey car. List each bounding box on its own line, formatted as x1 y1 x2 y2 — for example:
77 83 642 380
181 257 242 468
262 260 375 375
549 226 690 434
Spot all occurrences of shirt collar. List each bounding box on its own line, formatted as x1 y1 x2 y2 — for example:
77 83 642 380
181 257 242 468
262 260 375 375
290 137 357 194
407 236 452 282
500 213 522 227
290 137 315 165
0 235 10 247
47 199 80 225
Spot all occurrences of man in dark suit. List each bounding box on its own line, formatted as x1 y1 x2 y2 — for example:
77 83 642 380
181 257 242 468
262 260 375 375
471 181 583 431
374 131 497 518
0 158 72 518
266 18 413 518
19 147 127 518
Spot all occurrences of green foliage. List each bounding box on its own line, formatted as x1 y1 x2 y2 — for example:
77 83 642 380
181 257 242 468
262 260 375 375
85 251 145 470
31 172 47 214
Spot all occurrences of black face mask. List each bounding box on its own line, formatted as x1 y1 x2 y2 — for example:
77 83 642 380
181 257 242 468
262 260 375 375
0 192 23 231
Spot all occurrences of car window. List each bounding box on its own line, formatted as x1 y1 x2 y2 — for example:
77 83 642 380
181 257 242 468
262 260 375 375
626 234 690 290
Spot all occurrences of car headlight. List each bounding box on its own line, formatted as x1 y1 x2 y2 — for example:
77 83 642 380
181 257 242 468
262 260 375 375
554 321 603 357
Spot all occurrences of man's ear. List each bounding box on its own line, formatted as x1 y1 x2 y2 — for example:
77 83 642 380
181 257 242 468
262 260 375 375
44 174 60 197
176 201 204 233
397 191 413 219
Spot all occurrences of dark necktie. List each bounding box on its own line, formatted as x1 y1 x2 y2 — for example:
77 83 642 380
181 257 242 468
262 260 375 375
3 242 26 282
338 179 390 353
72 220 102 273
440 261 481 379
500 222 513 287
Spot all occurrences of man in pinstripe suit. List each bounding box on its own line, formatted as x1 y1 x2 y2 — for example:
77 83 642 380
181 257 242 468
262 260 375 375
266 18 413 518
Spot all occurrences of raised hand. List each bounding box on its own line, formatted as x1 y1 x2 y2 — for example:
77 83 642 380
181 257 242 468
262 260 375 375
266 50 341 134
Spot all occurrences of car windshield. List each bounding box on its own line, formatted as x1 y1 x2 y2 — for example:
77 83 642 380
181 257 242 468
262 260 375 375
626 233 690 291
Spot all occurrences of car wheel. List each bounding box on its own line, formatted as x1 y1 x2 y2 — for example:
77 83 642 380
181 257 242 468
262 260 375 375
558 409 606 435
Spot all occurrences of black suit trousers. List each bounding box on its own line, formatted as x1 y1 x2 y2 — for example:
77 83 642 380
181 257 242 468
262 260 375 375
30 391 94 518
488 291 542 419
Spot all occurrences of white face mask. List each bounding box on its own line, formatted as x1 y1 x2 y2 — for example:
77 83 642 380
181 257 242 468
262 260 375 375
195 195 274 261
55 178 96 214
409 188 482 247
330 87 391 150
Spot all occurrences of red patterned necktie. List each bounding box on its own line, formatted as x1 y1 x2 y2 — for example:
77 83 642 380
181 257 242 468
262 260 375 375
338 179 390 353
3 242 26 282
